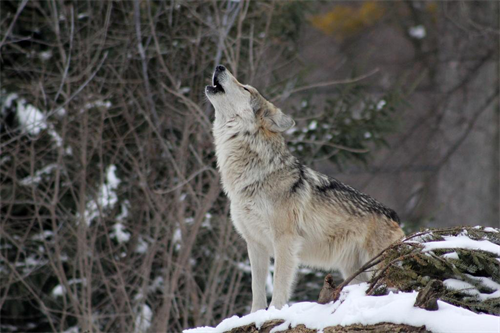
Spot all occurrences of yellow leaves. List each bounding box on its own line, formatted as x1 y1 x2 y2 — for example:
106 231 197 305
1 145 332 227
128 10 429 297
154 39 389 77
425 2 439 23
426 2 438 15
310 1 385 40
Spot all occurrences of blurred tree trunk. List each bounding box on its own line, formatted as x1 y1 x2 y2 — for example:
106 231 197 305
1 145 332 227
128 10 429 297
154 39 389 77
416 2 498 228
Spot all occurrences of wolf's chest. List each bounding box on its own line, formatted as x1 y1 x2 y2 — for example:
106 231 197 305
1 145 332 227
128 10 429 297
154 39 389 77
229 196 274 244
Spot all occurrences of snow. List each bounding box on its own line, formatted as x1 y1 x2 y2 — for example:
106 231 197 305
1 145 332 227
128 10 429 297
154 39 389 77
0 324 18 332
467 275 500 292
77 13 89 20
51 279 86 297
31 230 54 241
134 304 152 333
4 93 18 109
17 99 47 135
484 227 499 233
111 201 131 242
63 326 79 333
111 223 130 243
173 228 182 243
376 99 386 110
180 87 191 94
202 213 212 228
444 278 500 301
308 120 317 131
148 276 164 293
20 164 58 186
409 25 426 39
7 95 71 153
15 255 47 274
184 283 500 333
443 279 477 294
135 236 148 254
39 50 52 60
84 100 112 110
442 251 459 259
421 235 500 256
81 165 121 225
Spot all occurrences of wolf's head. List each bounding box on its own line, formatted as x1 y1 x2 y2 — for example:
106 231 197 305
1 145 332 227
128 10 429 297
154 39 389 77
205 65 294 133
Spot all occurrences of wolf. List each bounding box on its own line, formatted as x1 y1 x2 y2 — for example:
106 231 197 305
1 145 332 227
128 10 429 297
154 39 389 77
205 65 404 312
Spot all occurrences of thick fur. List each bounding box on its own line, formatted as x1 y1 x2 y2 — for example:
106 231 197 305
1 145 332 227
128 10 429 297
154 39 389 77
205 66 405 312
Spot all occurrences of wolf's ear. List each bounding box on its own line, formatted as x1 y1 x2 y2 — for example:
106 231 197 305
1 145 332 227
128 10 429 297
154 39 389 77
261 108 295 133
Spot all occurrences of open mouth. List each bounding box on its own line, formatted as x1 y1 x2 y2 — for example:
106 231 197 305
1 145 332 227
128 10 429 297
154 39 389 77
206 71 225 94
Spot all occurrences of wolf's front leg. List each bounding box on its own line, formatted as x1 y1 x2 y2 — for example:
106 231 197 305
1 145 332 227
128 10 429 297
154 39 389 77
247 241 270 312
269 235 299 309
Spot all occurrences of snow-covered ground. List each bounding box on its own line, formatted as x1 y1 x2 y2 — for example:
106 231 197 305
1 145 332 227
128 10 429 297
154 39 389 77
185 228 500 333
184 283 499 333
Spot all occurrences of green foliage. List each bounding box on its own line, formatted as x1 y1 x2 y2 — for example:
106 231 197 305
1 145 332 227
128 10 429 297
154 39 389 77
287 82 403 166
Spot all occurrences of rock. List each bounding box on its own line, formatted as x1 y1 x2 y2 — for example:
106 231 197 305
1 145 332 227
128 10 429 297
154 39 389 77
318 274 336 304
227 321 429 332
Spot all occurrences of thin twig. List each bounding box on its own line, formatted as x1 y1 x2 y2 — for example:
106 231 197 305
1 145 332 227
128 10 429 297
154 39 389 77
290 139 370 154
0 0 29 52
134 0 160 125
272 68 380 102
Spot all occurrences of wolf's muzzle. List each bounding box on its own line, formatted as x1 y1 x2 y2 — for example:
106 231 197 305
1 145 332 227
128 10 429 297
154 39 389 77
206 65 226 95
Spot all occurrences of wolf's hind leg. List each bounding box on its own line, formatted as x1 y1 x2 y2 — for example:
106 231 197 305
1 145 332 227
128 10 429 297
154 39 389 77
269 235 300 309
248 241 269 312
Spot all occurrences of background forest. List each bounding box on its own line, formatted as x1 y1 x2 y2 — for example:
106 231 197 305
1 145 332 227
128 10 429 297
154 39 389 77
0 1 498 332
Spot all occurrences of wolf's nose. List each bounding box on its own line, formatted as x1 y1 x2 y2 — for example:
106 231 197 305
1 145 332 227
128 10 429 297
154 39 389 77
215 65 226 72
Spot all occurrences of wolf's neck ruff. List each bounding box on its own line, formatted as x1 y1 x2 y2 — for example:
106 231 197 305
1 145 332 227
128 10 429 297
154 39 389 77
213 118 296 198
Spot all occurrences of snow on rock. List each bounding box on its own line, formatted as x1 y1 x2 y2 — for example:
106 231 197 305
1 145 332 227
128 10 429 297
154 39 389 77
444 278 500 301
186 227 500 333
184 283 500 333
443 275 500 301
420 235 500 256
484 227 499 233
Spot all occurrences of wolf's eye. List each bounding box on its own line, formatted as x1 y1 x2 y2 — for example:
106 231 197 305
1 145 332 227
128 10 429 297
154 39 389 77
243 87 250 92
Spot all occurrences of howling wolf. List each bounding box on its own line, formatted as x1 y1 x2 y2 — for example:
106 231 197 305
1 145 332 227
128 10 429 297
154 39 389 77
205 65 404 312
